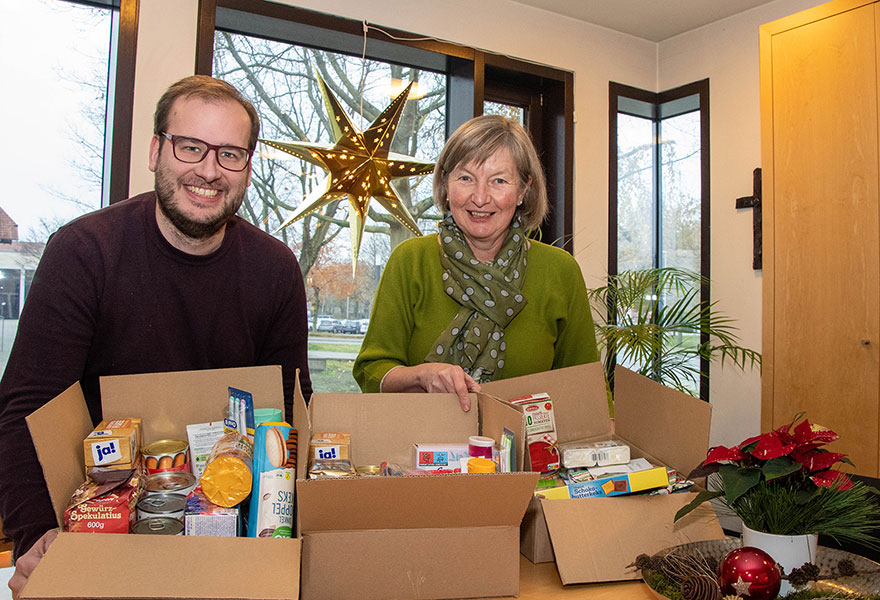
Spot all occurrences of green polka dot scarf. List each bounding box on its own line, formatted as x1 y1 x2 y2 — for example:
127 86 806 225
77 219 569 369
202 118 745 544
427 214 529 383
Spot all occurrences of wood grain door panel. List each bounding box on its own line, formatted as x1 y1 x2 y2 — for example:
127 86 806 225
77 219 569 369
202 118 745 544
769 4 879 475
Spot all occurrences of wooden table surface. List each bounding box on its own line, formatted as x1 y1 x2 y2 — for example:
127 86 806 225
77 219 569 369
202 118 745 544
509 555 657 599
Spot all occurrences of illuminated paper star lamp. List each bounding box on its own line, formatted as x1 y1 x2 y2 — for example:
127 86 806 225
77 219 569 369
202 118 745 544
260 74 435 273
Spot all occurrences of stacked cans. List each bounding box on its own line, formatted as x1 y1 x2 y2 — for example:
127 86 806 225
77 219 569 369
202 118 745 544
132 469 197 536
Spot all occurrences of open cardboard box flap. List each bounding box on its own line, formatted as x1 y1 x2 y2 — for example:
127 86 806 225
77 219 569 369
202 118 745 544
298 472 538 532
484 362 724 583
541 494 722 584
21 533 300 600
613 366 712 474
24 366 301 600
481 362 611 443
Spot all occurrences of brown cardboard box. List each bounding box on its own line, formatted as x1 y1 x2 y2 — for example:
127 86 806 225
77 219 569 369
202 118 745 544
482 362 724 584
23 366 301 600
293 390 539 600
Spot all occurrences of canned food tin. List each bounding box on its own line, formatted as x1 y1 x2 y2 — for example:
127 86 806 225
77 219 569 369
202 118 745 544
145 471 197 498
132 517 184 535
143 439 189 474
136 492 186 521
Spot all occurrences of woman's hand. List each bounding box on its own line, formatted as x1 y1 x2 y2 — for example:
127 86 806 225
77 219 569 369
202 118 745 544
9 528 59 600
381 363 481 411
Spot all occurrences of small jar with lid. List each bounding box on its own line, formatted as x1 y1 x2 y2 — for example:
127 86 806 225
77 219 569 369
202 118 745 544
468 436 494 459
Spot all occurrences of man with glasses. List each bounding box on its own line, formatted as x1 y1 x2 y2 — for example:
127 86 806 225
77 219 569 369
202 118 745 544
0 75 312 596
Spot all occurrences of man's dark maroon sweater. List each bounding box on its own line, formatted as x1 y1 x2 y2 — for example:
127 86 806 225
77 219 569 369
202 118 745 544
0 193 312 556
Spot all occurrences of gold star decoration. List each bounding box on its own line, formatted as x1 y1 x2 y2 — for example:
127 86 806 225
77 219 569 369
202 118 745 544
260 74 435 273
732 576 752 596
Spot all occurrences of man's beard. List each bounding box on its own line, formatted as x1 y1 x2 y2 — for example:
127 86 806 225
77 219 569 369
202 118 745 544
154 165 246 240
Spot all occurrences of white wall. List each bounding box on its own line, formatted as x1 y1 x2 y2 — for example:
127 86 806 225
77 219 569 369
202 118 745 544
129 0 199 195
129 0 827 446
657 0 824 446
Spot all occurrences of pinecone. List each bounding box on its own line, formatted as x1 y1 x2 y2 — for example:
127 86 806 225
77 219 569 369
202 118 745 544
837 558 856 577
680 575 721 600
631 553 664 572
788 562 821 588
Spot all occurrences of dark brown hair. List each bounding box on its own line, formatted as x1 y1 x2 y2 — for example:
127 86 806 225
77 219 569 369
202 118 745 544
153 75 260 150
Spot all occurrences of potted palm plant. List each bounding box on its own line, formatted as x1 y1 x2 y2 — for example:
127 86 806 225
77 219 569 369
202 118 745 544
587 267 761 402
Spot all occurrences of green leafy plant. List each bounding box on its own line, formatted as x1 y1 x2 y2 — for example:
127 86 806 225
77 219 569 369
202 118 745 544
675 414 880 548
587 267 761 397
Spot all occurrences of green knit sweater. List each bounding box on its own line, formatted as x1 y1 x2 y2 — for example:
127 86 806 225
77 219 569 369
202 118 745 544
353 234 600 392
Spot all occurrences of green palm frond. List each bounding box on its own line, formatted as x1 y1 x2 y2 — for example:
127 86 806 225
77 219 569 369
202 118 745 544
589 267 761 398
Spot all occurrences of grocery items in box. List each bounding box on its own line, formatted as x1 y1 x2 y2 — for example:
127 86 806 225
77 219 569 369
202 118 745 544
538 465 669 499
247 422 297 537
253 407 283 426
131 516 184 535
467 435 494 459
136 492 187 521
64 456 146 533
142 438 190 474
226 386 255 439
199 431 254 507
308 432 356 478
508 392 559 472
413 442 469 472
185 486 241 536
83 417 142 472
468 457 496 473
186 421 225 479
558 440 631 469
249 469 294 537
144 470 197 498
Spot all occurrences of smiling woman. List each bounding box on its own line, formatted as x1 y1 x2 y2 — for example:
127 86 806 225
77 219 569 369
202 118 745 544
354 115 600 410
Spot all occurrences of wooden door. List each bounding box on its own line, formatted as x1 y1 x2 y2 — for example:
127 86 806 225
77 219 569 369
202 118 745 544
761 1 880 476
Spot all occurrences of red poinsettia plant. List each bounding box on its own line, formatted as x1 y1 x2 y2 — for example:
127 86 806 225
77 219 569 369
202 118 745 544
675 414 880 547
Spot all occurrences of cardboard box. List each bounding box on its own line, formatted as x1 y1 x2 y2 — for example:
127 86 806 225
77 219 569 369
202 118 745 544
23 366 301 600
293 389 539 600
481 363 724 584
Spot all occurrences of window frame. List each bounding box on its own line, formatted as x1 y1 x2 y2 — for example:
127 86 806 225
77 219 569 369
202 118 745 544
608 79 711 400
194 0 574 251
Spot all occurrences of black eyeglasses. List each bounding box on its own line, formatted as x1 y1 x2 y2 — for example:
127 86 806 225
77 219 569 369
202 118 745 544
160 133 253 172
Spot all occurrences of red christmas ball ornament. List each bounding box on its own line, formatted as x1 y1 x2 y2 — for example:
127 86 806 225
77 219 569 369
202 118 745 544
718 546 781 600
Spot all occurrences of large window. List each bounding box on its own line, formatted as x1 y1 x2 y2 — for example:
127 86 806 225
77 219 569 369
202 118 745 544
609 80 710 398
204 1 574 392
0 0 117 376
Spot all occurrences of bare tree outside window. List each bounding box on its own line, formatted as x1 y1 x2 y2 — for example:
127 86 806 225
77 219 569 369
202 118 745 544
0 0 111 374
213 31 447 391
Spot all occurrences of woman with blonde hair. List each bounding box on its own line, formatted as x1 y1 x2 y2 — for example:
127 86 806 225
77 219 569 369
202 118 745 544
354 115 598 410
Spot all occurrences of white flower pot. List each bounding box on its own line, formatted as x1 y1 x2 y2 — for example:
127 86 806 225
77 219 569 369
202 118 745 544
741 524 819 596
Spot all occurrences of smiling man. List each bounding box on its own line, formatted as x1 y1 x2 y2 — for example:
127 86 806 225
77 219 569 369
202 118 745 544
0 75 312 597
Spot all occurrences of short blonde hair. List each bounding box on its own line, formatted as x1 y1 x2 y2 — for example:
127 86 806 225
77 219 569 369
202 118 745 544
433 115 548 231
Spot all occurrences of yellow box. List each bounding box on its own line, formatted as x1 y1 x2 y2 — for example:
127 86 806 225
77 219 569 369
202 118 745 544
83 418 142 469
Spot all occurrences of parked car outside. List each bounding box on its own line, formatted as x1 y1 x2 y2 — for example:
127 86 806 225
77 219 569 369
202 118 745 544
358 319 369 334
333 319 359 334
316 318 340 333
